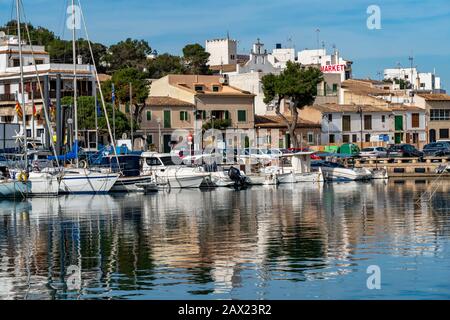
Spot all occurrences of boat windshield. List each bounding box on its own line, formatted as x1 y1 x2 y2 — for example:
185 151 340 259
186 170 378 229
146 156 179 166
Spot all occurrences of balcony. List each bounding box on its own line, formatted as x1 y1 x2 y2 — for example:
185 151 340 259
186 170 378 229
0 93 16 101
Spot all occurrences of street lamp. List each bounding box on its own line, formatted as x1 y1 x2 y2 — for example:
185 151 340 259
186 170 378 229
156 117 162 153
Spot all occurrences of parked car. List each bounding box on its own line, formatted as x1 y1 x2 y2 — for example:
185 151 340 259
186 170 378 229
359 147 388 158
339 144 361 157
286 148 321 160
422 142 450 157
387 144 424 158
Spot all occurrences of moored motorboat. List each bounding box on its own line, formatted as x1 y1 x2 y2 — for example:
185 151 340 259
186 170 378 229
312 161 373 182
141 153 210 189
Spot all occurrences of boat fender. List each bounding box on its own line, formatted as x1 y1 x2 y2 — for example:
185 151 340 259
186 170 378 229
18 172 28 182
79 160 88 169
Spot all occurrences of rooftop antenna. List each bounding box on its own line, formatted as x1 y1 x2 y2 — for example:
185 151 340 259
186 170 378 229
316 28 320 49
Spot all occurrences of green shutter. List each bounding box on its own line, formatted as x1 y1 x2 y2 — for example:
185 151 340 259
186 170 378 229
395 116 403 131
147 111 152 121
238 110 246 122
225 111 230 120
180 111 184 121
164 110 171 128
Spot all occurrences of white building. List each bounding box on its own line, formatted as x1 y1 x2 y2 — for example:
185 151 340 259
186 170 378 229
297 48 352 82
205 37 238 67
226 39 281 115
302 104 427 148
0 33 94 144
383 67 442 92
268 44 296 69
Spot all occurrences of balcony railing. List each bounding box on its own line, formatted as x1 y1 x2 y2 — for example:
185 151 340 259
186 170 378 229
0 93 16 101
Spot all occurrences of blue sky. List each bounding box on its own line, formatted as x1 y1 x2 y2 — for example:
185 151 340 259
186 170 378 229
1 0 450 89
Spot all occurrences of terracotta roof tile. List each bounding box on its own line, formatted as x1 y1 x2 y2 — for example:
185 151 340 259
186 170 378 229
417 93 450 101
146 96 194 106
255 115 320 128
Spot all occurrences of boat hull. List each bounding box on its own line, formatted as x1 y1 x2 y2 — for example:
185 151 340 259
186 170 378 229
278 171 324 184
27 172 60 196
156 174 208 188
59 169 120 194
321 167 373 182
111 175 155 192
0 180 29 198
246 174 278 186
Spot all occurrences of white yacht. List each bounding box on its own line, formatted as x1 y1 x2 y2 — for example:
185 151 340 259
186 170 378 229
141 153 210 188
311 161 373 182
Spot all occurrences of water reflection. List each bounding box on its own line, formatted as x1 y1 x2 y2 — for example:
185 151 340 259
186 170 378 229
0 180 450 300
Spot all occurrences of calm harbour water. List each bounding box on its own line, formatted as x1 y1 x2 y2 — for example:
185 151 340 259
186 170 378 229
0 180 450 300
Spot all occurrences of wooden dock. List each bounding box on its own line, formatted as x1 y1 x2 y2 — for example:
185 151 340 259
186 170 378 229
355 157 450 177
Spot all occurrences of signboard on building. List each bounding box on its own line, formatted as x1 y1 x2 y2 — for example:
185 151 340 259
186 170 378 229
320 64 346 73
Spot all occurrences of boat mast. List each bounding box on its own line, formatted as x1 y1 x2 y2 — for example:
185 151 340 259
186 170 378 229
72 0 79 167
16 0 28 171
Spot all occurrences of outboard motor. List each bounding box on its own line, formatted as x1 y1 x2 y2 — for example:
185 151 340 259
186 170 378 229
228 166 247 189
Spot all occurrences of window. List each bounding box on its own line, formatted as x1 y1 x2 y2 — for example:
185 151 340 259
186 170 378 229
332 84 338 94
307 133 314 144
382 115 386 123
329 134 335 144
411 113 420 128
12 59 20 67
224 110 230 120
430 109 450 121
230 54 235 60
194 85 204 92
342 115 351 131
37 129 45 138
440 129 450 139
237 110 247 122
352 134 358 143
364 115 372 130
35 59 44 65
180 111 189 121
26 129 31 138
147 135 153 145
212 85 220 92
365 134 371 143
343 135 350 143
327 114 333 122
125 104 130 113
146 110 152 121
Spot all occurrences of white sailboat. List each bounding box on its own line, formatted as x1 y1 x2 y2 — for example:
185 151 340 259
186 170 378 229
9 0 61 197
58 0 119 194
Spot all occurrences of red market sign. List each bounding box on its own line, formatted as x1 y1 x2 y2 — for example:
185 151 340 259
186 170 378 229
321 64 346 73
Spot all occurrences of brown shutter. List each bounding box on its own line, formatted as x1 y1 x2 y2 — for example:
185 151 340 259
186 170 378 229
412 113 420 128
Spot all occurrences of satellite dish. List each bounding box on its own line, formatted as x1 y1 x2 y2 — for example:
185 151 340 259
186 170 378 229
122 133 128 139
